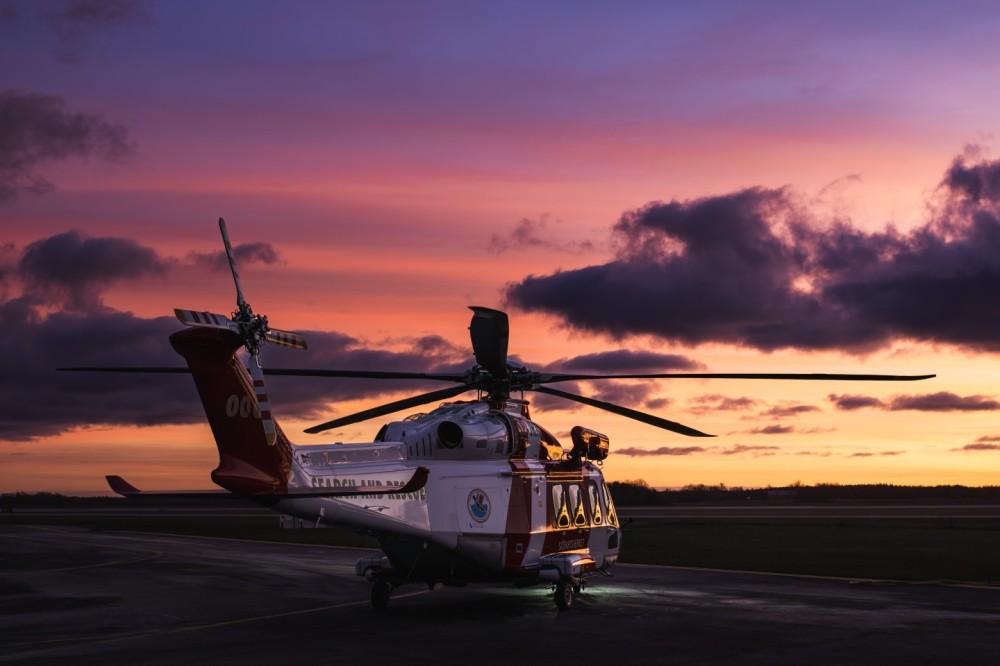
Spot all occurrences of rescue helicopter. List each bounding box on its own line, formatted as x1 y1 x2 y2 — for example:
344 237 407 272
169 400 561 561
72 219 934 610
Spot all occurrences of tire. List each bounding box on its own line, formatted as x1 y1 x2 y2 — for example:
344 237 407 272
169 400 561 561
371 580 392 610
555 579 574 610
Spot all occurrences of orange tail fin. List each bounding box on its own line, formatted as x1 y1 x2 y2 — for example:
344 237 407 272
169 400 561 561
170 327 292 495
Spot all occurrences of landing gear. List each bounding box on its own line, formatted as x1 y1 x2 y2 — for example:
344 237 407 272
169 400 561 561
555 578 574 610
553 576 586 610
371 580 393 610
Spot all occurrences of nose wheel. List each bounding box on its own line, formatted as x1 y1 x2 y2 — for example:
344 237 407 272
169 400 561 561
371 580 393 609
554 577 584 610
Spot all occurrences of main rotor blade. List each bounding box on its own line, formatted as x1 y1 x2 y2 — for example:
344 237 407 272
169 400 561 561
468 306 509 377
304 384 471 433
534 372 936 383
531 384 714 438
58 367 469 382
261 369 465 381
218 217 247 308
58 366 191 373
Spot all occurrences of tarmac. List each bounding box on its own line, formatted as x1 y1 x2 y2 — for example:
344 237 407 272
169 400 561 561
3 523 1000 664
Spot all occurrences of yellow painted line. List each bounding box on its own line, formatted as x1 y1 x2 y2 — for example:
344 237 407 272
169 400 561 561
621 562 1000 590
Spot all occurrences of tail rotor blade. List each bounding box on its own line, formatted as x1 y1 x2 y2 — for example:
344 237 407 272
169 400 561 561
175 308 237 332
265 328 308 350
469 306 509 377
219 217 247 308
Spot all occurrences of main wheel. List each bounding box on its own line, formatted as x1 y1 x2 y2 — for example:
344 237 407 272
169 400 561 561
371 580 392 610
555 579 574 610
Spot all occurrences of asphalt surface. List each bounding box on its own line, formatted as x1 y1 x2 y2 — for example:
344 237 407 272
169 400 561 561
3 524 1000 664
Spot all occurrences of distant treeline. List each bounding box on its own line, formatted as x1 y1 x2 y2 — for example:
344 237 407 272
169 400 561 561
0 492 250 510
608 480 1000 505
5 483 1000 510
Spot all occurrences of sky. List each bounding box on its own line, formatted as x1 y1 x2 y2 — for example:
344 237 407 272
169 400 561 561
4 0 1000 493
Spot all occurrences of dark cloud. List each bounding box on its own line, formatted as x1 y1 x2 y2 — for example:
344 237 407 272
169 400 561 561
687 394 758 415
188 243 282 272
488 216 594 255
760 404 820 418
617 445 707 456
888 392 1000 412
506 152 1000 353
18 230 168 310
265 331 469 424
746 424 796 435
829 391 999 412
0 310 194 441
520 349 700 415
0 90 134 202
0 230 473 441
589 380 656 407
849 450 904 457
44 0 152 63
943 154 1000 205
828 393 885 410
722 444 779 456
954 436 1000 452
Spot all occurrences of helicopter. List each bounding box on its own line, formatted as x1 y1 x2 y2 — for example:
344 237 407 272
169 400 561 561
73 219 935 610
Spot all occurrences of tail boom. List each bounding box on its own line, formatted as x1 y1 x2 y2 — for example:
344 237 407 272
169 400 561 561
170 327 292 495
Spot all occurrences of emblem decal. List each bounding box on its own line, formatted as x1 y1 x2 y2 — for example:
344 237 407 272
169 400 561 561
467 489 491 523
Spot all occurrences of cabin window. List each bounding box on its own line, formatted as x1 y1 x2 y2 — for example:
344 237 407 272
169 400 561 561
551 485 571 529
569 484 587 527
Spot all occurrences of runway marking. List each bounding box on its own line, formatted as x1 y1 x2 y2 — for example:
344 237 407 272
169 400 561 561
0 590 428 661
97 531 365 576
3 526 162 573
622 562 1000 590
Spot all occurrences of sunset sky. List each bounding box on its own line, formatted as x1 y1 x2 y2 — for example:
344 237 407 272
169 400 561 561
4 1 1000 493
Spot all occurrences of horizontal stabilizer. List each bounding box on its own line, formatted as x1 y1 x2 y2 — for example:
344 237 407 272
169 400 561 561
105 475 231 499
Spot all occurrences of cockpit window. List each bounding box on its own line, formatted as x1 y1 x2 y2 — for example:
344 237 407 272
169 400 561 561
601 482 618 527
587 482 603 525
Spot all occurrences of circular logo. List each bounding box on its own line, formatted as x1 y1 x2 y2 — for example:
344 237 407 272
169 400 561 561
467 489 491 523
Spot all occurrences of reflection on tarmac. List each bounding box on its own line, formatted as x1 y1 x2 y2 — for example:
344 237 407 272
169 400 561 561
2 525 1000 664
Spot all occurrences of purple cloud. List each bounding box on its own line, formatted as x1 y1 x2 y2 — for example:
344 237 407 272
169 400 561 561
506 152 1000 353
0 90 133 201
952 435 1000 452
488 215 594 255
829 393 886 410
723 444 779 456
760 404 820 418
888 392 1000 412
188 242 282 272
830 391 999 412
616 445 707 456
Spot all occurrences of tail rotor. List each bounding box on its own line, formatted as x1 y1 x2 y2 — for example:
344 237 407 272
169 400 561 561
175 218 307 445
